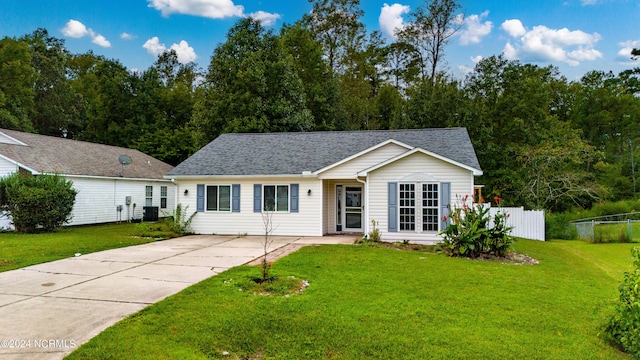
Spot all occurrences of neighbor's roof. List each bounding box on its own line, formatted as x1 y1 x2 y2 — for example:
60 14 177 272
167 128 481 177
0 129 173 179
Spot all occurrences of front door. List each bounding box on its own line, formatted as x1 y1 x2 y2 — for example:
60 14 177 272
336 185 363 232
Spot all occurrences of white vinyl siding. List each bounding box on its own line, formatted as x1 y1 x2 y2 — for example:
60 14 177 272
180 178 322 236
368 151 475 244
318 142 409 179
62 177 175 226
0 157 18 177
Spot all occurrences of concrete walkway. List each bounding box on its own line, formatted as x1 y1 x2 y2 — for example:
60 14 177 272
0 234 356 359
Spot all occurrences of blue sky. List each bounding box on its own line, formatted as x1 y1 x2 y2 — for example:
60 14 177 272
0 0 638 80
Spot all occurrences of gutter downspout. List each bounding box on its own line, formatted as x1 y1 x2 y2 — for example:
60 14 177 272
356 176 368 236
171 179 178 214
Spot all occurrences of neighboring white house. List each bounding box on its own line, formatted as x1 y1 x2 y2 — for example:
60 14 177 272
165 128 483 244
0 128 176 229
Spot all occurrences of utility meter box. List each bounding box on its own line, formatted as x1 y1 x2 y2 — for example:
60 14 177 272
125 196 132 205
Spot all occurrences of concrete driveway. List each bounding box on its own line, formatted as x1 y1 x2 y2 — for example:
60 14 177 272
0 234 356 360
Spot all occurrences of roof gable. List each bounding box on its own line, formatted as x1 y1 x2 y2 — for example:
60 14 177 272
167 128 482 178
357 147 483 176
314 139 413 175
0 129 173 179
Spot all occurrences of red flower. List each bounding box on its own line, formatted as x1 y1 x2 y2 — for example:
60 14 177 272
494 196 503 203
443 215 448 221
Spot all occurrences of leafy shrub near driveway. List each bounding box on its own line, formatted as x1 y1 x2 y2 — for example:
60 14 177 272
603 247 640 359
0 173 77 233
439 196 514 258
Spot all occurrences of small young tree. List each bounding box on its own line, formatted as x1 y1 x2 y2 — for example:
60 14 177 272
0 173 77 233
260 210 276 282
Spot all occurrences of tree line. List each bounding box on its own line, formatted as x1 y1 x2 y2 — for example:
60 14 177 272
1 0 640 213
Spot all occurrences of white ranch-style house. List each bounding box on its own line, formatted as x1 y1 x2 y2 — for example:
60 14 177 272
166 128 482 244
0 128 175 229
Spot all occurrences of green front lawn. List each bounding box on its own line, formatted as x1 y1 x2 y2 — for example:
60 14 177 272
0 223 161 272
67 240 635 359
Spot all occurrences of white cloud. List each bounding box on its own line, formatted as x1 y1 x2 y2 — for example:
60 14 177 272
501 19 526 37
143 37 165 56
148 0 243 18
379 3 410 39
147 0 281 25
91 35 111 48
458 56 484 75
248 11 281 26
143 37 197 64
458 65 474 74
120 32 135 40
61 19 89 38
617 39 640 60
500 20 602 67
170 40 198 63
458 11 492 45
61 19 111 48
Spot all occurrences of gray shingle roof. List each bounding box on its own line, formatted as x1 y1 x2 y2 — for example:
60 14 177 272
0 129 173 179
167 128 481 177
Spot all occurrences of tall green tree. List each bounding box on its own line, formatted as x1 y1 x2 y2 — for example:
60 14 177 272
303 0 366 76
22 29 80 137
0 37 35 131
191 18 313 146
280 23 344 130
396 0 462 82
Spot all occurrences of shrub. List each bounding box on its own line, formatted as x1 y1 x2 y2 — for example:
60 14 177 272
439 196 514 258
0 173 77 233
603 247 640 359
161 203 196 235
368 219 381 242
545 213 579 240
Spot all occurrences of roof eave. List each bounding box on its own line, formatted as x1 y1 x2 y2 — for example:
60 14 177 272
165 173 319 180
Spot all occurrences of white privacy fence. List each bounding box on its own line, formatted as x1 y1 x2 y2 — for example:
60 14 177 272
488 206 546 241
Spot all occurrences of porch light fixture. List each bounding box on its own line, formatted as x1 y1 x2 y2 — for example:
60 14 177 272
307 189 312 196
184 189 189 195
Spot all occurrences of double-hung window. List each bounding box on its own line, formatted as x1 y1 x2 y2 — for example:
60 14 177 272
207 185 231 212
263 185 289 212
399 183 415 231
160 186 168 209
422 183 439 231
145 186 153 206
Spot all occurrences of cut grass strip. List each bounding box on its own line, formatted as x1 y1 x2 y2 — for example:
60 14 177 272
0 223 159 272
67 240 630 359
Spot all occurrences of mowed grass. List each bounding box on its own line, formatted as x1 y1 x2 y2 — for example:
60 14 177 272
0 223 157 272
66 240 636 360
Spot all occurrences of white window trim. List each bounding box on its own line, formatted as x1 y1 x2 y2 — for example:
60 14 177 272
206 184 232 212
398 182 440 233
263 184 290 212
